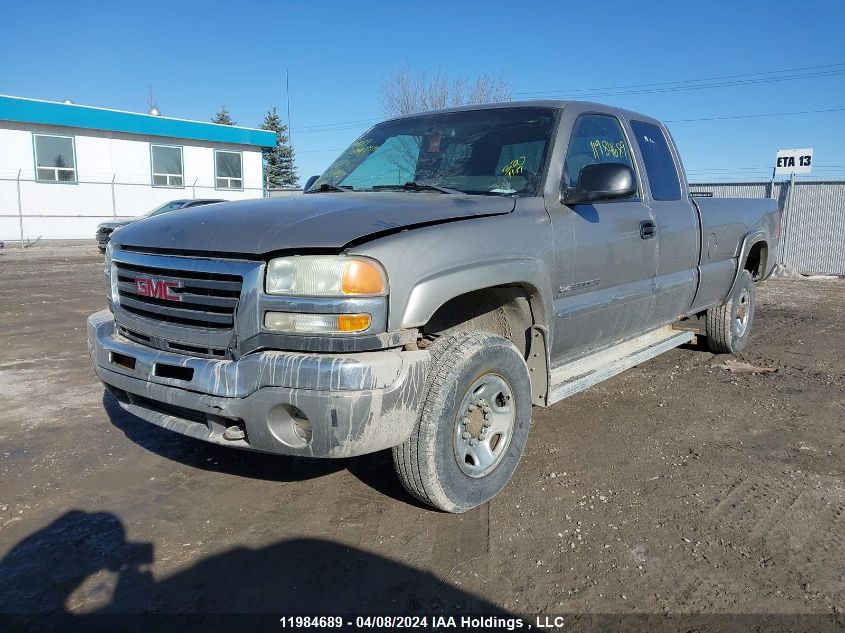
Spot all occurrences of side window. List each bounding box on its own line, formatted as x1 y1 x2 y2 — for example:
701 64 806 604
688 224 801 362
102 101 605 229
563 114 634 190
630 120 682 201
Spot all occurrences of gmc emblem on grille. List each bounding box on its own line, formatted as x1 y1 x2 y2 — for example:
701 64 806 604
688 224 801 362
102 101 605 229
134 277 183 302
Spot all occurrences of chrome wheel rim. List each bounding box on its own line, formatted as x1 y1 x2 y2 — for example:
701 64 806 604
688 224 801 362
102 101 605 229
453 373 515 478
735 288 750 338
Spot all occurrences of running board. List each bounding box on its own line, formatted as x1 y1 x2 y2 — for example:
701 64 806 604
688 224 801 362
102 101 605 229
547 326 695 405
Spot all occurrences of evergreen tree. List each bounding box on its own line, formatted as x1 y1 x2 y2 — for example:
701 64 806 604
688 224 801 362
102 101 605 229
212 105 236 125
259 107 298 188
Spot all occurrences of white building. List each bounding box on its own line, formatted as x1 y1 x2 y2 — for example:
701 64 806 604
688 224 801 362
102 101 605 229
0 95 277 242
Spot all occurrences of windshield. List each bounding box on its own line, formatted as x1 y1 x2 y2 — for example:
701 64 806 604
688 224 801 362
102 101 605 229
310 107 557 196
144 201 186 217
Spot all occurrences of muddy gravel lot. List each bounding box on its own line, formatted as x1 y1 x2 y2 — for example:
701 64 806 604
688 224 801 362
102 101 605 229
0 246 843 629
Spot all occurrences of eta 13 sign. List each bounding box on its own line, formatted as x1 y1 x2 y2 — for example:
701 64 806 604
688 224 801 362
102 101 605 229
775 148 813 175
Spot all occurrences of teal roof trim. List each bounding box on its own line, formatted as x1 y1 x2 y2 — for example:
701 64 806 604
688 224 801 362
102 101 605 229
0 95 277 147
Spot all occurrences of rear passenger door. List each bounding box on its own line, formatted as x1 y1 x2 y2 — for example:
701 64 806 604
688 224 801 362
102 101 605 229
628 120 699 325
548 110 657 362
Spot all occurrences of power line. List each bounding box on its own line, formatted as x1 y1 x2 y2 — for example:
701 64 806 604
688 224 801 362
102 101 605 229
516 61 845 96
297 147 345 153
295 117 380 132
665 107 845 123
291 61 845 135
291 103 845 136
688 169 845 178
518 68 845 99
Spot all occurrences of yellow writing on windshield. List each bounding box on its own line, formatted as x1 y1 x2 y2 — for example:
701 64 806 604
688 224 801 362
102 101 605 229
502 155 527 177
351 139 380 154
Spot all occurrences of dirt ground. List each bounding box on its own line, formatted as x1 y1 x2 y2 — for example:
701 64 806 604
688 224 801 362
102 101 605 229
0 246 843 627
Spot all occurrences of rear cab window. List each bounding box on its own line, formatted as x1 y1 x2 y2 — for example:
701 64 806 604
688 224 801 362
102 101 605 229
629 120 682 201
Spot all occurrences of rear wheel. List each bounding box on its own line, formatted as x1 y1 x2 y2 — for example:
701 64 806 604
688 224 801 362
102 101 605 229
705 269 755 354
392 331 532 513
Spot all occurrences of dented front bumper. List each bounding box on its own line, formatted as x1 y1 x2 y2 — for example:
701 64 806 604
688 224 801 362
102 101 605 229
87 310 429 458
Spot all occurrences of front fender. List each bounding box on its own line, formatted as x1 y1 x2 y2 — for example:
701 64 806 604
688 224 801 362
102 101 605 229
400 257 554 329
348 202 557 335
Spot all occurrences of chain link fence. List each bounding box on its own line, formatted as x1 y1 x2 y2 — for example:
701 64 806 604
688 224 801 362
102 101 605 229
0 172 270 246
0 173 306 246
267 188 303 198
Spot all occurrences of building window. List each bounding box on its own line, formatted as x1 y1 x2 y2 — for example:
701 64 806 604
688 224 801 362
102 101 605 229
215 150 243 189
150 144 184 187
33 134 77 182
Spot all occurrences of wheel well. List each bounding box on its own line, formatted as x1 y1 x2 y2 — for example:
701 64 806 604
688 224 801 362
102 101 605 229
744 241 768 280
421 286 537 357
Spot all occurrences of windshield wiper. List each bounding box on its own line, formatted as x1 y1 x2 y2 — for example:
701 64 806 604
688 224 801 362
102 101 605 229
306 182 352 193
372 181 465 195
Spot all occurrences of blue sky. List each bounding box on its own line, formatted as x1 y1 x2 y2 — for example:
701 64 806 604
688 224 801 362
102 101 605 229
3 0 844 183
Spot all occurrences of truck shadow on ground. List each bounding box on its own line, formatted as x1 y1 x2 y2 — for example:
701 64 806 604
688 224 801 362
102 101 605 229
101 392 427 509
0 510 502 631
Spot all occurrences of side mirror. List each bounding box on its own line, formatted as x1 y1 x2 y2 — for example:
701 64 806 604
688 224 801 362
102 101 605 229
304 175 320 191
562 163 636 205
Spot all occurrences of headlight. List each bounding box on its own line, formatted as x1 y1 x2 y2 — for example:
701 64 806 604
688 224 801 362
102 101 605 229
103 242 112 301
265 256 387 296
104 242 120 306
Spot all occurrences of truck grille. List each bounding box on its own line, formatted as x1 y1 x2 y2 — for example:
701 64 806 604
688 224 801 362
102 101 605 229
114 260 241 330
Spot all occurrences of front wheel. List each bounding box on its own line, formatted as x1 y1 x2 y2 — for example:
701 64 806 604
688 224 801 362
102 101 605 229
392 331 532 513
705 269 756 354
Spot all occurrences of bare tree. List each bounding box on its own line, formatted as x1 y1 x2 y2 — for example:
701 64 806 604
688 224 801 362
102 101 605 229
381 69 512 117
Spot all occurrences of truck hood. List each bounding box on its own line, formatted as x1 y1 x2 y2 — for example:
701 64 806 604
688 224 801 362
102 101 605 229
112 192 515 255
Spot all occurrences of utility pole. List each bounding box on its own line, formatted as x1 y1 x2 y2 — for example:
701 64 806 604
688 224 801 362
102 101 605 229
16 170 24 248
286 69 292 149
111 174 117 218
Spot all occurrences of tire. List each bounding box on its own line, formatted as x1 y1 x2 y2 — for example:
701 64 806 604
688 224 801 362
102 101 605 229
392 331 532 513
705 269 756 354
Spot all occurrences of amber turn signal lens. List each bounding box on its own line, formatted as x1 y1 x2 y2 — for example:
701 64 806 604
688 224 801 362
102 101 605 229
341 260 385 295
336 313 371 332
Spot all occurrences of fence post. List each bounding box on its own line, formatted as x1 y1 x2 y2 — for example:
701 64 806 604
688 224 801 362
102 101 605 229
111 174 117 219
16 170 24 249
781 173 797 266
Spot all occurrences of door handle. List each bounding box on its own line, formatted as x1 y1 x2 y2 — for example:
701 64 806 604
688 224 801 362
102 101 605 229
640 220 657 239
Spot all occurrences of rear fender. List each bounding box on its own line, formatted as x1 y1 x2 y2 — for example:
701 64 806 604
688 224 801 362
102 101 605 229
725 230 767 300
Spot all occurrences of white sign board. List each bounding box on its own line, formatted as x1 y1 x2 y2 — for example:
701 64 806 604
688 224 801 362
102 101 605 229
775 148 813 175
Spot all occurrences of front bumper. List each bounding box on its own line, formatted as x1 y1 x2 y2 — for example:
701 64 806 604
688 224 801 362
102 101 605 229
88 310 429 458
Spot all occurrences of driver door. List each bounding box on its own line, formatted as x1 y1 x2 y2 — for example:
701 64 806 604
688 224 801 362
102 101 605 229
548 111 658 363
